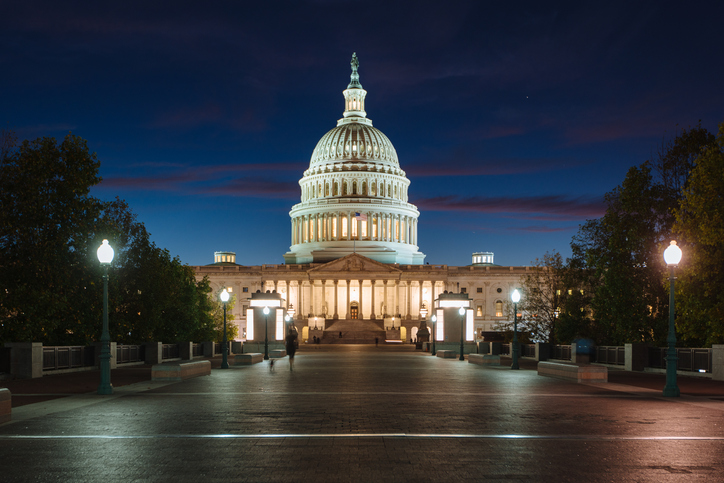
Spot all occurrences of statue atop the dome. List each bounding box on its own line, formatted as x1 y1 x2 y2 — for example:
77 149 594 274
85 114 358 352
348 52 362 89
351 53 359 72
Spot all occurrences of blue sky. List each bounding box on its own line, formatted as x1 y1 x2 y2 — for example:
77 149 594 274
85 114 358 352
3 0 723 267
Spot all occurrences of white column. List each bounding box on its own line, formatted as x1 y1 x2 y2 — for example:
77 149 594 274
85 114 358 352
370 280 376 319
334 280 339 319
419 282 423 317
321 280 326 318
394 280 400 316
346 280 351 318
359 280 364 318
406 281 411 319
383 280 388 317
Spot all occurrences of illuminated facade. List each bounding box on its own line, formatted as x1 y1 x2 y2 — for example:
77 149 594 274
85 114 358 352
193 55 526 343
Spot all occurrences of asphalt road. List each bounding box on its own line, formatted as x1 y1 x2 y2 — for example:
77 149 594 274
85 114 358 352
1 345 723 482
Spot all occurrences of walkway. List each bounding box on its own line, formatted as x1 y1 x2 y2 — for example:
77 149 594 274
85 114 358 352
1 345 724 482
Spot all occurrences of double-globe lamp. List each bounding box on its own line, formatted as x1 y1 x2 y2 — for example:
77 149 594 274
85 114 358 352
663 240 682 397
96 239 114 395
511 289 521 370
220 289 230 369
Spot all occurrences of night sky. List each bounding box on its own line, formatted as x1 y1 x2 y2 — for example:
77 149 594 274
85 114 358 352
3 1 723 267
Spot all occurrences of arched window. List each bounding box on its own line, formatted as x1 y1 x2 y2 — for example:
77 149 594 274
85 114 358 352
495 301 503 317
352 181 357 195
343 182 348 196
325 183 329 196
361 181 367 196
371 182 377 196
333 181 338 196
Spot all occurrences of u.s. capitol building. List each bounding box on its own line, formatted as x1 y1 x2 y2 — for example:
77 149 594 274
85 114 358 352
193 54 527 344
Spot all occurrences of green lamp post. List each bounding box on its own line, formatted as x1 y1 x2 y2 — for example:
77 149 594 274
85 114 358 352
663 240 682 397
96 239 114 395
511 289 521 370
220 288 230 369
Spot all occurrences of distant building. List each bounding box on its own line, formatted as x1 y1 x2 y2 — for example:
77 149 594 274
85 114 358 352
193 54 526 343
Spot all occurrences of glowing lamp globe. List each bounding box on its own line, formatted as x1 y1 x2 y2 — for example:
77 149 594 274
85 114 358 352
458 306 465 316
664 241 682 266
97 239 114 265
431 315 436 323
220 289 230 303
263 306 270 315
511 289 521 303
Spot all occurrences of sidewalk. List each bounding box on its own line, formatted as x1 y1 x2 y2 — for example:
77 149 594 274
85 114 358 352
1 345 724 482
2 350 724 408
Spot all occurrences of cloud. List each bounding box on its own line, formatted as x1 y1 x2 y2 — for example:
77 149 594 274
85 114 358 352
98 162 305 198
408 151 591 177
414 194 605 220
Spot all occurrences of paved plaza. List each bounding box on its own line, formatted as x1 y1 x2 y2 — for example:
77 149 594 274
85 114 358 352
2 345 724 482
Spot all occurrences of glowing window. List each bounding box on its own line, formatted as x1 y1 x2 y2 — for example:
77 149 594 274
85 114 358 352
361 220 367 237
227 287 233 293
477 305 482 317
495 300 503 317
342 217 348 237
332 217 337 238
372 218 377 237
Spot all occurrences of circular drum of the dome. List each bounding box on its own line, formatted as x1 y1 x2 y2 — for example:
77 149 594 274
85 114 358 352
310 123 399 168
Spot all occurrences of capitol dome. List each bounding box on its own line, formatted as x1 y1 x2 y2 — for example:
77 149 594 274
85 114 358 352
283 54 425 265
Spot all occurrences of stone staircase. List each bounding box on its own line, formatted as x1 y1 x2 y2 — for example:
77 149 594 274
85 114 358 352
321 319 386 344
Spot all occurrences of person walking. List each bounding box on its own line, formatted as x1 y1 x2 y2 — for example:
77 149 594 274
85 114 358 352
286 330 298 371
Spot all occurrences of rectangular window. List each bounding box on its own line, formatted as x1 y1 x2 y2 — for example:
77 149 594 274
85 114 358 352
342 217 348 237
461 287 466 294
227 286 233 292
243 287 248 293
372 218 377 238
332 218 337 238
361 220 367 237
477 287 482 293
477 305 482 317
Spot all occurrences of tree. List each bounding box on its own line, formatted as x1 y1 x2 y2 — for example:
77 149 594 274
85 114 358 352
0 131 224 345
569 125 716 346
673 122 724 345
0 133 103 344
514 252 564 344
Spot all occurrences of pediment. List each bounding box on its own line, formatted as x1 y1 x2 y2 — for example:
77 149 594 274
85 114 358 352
308 253 401 278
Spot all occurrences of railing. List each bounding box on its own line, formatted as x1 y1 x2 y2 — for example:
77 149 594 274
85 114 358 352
648 347 712 373
116 345 145 364
595 346 625 365
501 343 510 356
522 344 536 358
214 341 232 355
42 346 94 371
192 343 203 357
162 344 180 360
552 345 571 361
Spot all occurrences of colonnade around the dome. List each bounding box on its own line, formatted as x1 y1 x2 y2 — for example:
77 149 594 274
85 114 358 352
291 211 418 246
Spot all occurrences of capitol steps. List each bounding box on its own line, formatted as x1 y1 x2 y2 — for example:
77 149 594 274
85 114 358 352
320 319 386 344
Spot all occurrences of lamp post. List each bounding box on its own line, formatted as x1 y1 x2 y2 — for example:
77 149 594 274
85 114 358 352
458 306 466 361
96 239 114 395
220 289 230 369
263 306 270 360
511 289 521 370
663 241 682 397
431 314 437 355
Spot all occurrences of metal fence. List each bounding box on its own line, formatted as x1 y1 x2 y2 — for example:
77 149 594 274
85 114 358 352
192 343 203 357
42 346 94 371
552 345 571 361
648 347 712 373
162 344 180 360
214 341 232 355
522 344 536 358
116 345 145 364
595 346 626 365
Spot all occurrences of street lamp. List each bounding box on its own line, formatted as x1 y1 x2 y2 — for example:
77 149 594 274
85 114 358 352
511 289 521 370
431 314 437 355
263 306 270 360
96 239 114 395
663 240 682 397
458 306 466 361
220 289 230 369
